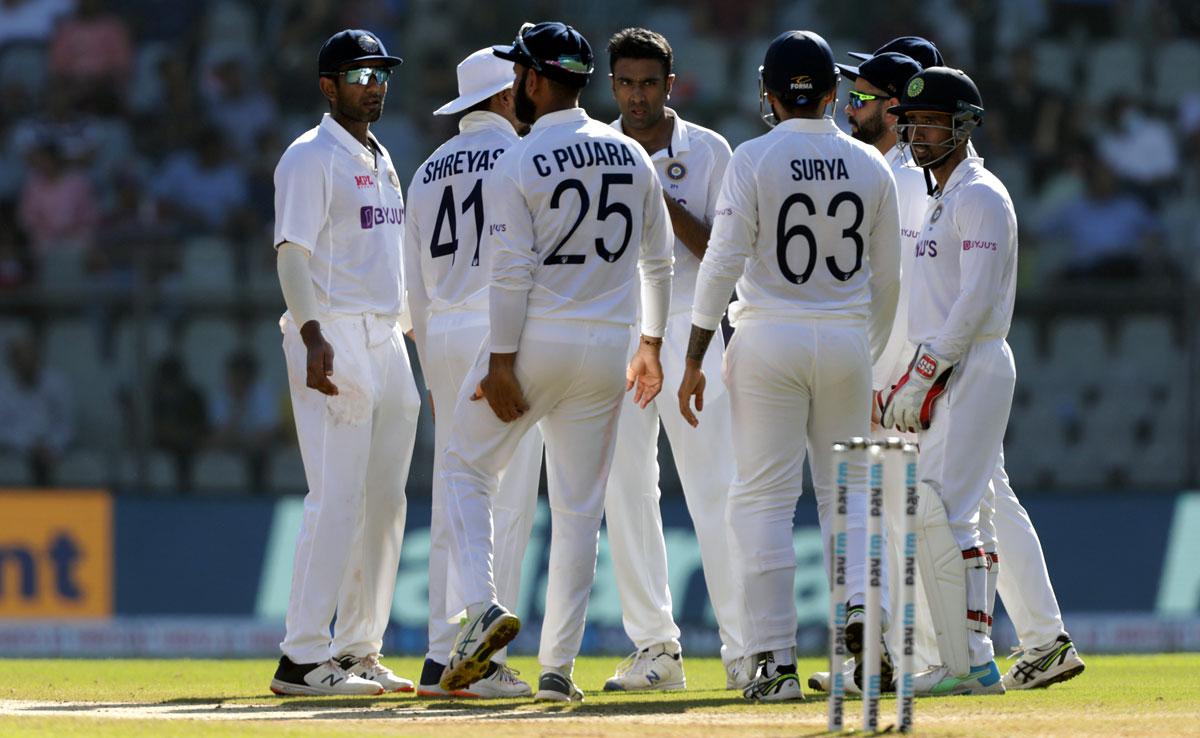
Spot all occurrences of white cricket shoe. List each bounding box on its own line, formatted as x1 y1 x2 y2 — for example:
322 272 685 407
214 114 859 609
912 661 1005 696
807 658 861 695
440 603 521 692
337 653 413 693
535 667 584 702
1002 635 1086 690
603 642 686 691
269 656 384 696
460 663 533 698
725 654 756 691
742 651 804 702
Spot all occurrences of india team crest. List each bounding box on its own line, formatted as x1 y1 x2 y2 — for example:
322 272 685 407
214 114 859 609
907 76 925 98
666 161 687 181
930 203 944 223
358 34 380 53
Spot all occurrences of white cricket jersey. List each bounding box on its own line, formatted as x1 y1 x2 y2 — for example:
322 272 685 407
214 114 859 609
274 114 405 316
907 156 1017 364
872 144 932 388
692 116 900 361
610 109 732 316
485 107 673 352
404 112 518 344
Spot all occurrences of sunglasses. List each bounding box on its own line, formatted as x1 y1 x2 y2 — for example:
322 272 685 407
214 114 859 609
847 89 885 109
339 67 391 86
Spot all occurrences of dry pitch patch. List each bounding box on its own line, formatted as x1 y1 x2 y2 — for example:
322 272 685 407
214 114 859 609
0 655 1197 737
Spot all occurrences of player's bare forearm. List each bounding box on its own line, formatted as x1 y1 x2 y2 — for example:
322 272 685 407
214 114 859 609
685 324 716 364
663 194 711 260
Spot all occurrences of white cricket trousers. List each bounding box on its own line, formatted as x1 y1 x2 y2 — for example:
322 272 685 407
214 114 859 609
423 312 542 664
723 317 872 655
917 337 1013 666
279 312 420 665
899 448 1070 670
987 450 1068 650
604 312 744 662
442 318 629 670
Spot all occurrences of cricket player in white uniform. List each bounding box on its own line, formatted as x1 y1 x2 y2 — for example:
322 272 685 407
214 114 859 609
679 30 900 702
855 38 1085 692
403 48 544 699
880 65 1016 696
437 22 673 703
269 29 419 696
806 49 927 696
598 27 748 693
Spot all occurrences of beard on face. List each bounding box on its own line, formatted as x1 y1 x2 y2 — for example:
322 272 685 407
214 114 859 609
850 108 887 146
336 96 383 123
514 69 537 125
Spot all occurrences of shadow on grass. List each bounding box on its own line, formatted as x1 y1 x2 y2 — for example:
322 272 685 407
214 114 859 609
17 690 857 723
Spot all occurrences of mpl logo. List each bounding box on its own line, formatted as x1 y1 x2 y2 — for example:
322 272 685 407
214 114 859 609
360 206 404 230
354 175 375 189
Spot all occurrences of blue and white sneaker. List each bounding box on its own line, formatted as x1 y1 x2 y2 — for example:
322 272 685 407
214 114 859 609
912 660 1006 696
535 667 584 702
439 604 521 692
603 642 686 691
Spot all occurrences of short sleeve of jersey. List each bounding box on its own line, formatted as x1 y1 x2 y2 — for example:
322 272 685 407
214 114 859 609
273 145 329 253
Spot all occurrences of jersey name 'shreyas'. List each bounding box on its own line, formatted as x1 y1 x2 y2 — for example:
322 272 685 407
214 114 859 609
274 113 406 316
405 111 519 322
692 116 900 361
611 109 732 317
484 107 673 353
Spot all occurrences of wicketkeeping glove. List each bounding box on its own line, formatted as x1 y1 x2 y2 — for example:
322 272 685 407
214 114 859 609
881 346 955 433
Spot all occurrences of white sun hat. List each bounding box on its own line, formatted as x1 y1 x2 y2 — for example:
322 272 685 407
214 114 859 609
434 47 517 116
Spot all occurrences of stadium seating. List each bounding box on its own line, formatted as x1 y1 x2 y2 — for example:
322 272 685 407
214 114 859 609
1152 39 1200 109
1084 40 1143 105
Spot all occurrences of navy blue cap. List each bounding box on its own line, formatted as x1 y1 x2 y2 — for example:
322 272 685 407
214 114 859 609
847 36 943 69
761 30 838 105
319 29 402 75
837 52 923 99
493 21 594 87
888 66 984 122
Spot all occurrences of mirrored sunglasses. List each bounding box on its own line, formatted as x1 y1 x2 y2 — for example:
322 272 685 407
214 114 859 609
341 67 391 86
848 89 883 109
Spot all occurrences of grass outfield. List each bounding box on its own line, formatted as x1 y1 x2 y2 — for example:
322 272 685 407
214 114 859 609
0 654 1197 737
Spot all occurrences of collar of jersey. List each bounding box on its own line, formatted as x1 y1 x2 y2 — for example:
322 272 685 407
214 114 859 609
320 113 384 163
459 110 518 136
609 107 689 160
531 107 589 132
773 117 839 134
939 155 985 196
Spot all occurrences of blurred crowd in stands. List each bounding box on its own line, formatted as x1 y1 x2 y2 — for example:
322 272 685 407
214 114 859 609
0 0 1197 492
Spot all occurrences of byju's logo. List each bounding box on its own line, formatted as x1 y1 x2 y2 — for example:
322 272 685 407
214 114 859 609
360 206 404 230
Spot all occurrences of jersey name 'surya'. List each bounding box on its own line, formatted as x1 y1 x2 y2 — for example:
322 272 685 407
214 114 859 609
790 157 849 181
422 147 505 184
533 140 637 176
